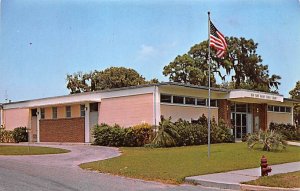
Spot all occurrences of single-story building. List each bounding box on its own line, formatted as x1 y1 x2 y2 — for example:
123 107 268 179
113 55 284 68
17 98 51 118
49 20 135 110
0 82 299 143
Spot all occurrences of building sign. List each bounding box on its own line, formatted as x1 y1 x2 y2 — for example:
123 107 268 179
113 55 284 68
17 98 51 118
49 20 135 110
229 90 284 102
250 93 279 101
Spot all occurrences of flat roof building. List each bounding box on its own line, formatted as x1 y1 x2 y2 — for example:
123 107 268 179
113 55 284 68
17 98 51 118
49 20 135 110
1 82 299 143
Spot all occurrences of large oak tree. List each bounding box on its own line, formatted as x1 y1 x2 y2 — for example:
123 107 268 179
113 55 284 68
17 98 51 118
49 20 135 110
66 67 158 94
163 37 281 92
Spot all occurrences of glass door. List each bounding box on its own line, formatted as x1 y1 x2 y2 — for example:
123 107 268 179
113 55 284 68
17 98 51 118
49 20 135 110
235 113 247 139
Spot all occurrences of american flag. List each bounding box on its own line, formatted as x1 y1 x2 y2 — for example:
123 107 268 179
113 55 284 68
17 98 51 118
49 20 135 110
209 21 227 58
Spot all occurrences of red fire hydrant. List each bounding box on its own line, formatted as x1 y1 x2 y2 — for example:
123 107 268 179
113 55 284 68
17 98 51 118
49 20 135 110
261 155 272 176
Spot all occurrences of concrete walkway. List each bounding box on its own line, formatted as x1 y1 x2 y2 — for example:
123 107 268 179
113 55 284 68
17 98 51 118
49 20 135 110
287 141 300 147
185 161 300 190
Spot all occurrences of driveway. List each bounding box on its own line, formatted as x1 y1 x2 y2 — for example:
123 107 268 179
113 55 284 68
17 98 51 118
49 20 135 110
0 144 223 191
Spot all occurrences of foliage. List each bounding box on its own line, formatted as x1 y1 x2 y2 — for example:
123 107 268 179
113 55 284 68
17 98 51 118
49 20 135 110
269 122 300 141
289 80 300 99
289 81 300 125
12 127 28 143
247 130 287 151
93 115 234 148
163 37 281 92
80 143 300 184
66 67 159 94
151 117 180 147
152 115 233 147
0 129 14 143
92 123 153 147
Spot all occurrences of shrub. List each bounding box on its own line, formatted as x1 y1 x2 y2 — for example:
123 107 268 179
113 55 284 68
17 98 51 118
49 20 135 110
247 130 287 151
152 115 234 148
12 127 28 143
151 117 179 147
0 129 14 143
93 123 154 147
269 122 300 141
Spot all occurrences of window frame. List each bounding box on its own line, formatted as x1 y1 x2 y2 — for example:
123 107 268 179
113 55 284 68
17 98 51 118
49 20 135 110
40 108 45 119
66 106 71 118
80 104 85 117
52 107 57 119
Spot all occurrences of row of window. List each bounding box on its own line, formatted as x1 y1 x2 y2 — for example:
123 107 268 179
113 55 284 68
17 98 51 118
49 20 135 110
268 105 291 113
160 94 217 107
38 103 99 119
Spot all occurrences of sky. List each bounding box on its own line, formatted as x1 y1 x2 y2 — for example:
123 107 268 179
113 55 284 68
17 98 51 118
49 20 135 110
0 0 300 102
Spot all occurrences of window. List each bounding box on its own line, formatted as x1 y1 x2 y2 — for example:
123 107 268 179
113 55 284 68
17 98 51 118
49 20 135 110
209 100 217 107
196 98 206 106
173 96 184 104
185 97 195 105
80 105 85 117
66 106 71 118
268 105 292 113
160 94 172 103
90 103 98 112
40 108 45 119
268 105 273 111
280 106 286 112
31 109 37 117
52 107 57 119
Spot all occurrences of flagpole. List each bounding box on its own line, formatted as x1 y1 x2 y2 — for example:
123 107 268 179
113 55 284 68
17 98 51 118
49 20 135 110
207 11 211 159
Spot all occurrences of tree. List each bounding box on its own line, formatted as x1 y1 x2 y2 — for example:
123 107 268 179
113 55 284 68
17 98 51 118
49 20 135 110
66 67 159 94
289 81 300 99
163 37 281 92
289 81 300 125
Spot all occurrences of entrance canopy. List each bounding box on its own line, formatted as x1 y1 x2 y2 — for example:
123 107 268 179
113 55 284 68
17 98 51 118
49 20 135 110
228 89 284 103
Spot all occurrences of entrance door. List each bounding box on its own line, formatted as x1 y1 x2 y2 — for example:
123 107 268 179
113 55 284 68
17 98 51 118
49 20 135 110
235 113 247 139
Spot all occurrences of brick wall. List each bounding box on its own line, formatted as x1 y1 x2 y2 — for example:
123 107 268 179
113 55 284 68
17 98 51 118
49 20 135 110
40 117 84 142
218 99 231 126
252 103 267 131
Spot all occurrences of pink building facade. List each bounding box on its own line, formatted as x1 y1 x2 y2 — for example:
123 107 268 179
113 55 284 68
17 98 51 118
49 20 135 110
0 82 298 143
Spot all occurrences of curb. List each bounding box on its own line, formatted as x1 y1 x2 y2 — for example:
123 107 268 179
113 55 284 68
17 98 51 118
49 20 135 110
240 184 300 191
185 177 240 190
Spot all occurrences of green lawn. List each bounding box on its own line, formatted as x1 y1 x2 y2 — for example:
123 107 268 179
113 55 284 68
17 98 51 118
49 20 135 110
80 143 300 184
0 145 69 155
244 171 300 188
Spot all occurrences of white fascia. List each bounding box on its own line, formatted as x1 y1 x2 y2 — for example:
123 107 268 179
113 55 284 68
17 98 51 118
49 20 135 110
228 90 284 102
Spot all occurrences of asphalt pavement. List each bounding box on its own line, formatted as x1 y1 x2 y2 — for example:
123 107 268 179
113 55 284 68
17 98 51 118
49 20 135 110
0 144 228 191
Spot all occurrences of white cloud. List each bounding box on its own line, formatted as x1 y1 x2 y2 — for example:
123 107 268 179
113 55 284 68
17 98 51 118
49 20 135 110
136 44 157 61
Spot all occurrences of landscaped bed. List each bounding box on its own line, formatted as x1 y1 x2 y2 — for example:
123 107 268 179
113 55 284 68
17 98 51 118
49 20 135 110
244 171 300 188
80 143 300 184
0 145 69 155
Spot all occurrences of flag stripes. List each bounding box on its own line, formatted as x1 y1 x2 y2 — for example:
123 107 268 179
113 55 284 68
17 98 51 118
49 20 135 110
209 21 227 58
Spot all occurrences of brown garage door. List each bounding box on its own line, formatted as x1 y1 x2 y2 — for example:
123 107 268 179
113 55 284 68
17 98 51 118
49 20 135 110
40 117 85 142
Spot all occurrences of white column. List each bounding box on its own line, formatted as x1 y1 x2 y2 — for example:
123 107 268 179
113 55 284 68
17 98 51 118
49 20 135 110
84 103 90 143
153 86 161 126
291 105 294 125
36 108 41 143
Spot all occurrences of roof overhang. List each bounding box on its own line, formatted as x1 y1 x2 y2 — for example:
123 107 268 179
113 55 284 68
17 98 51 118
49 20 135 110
228 90 284 103
3 94 101 109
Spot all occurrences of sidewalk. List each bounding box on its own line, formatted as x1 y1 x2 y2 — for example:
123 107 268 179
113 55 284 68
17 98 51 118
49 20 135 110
185 161 300 190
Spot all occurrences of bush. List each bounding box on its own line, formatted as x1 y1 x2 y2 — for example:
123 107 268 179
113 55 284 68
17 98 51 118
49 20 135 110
247 130 287 151
152 115 234 147
12 127 28 143
93 123 153 147
0 129 14 143
269 122 300 141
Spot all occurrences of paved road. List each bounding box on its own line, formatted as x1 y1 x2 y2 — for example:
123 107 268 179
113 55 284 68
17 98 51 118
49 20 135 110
0 144 225 191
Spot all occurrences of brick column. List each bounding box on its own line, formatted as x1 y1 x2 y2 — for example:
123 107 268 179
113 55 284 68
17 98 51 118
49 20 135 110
218 99 231 126
252 103 268 131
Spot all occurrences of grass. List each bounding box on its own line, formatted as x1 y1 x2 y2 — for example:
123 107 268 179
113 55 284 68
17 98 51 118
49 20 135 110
0 145 70 155
79 143 300 184
244 171 300 188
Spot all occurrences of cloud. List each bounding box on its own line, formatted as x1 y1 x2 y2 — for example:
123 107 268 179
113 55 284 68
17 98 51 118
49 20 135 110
136 44 157 60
